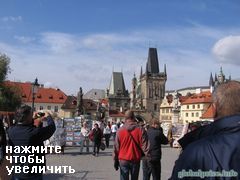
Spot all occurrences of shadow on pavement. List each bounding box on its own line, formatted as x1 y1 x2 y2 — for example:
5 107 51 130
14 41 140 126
44 170 90 180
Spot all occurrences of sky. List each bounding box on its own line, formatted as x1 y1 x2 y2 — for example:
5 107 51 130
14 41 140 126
0 0 240 95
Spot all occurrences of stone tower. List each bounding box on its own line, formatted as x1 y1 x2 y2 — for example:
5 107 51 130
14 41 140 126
130 73 137 109
107 72 130 112
134 48 167 118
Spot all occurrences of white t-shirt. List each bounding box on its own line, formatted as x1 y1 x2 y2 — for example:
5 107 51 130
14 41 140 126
103 126 111 134
111 124 118 133
81 127 90 137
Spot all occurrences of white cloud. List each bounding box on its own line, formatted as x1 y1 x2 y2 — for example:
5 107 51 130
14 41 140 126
1 25 240 95
1 16 22 22
40 32 78 53
14 36 35 44
212 35 240 65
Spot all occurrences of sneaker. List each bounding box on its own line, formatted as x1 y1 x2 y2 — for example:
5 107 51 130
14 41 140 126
95 153 98 157
92 153 95 156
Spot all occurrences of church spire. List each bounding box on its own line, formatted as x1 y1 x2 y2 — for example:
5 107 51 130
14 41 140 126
164 64 167 76
209 72 214 86
146 48 159 74
140 66 143 78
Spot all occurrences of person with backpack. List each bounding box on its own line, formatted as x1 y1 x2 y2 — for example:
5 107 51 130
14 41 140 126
113 110 149 180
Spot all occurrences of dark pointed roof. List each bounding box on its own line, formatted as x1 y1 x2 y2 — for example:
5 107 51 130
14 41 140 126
146 48 159 74
109 72 127 96
209 72 214 86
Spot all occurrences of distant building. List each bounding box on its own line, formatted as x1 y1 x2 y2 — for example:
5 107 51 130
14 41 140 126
108 110 125 123
160 86 210 124
106 72 130 112
201 104 214 122
181 91 212 124
83 89 105 101
131 48 167 120
5 81 67 117
209 67 231 92
61 95 97 118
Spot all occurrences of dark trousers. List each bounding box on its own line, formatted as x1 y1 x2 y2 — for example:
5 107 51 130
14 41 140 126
142 159 161 180
112 132 116 140
12 175 43 180
93 141 101 154
104 134 111 148
119 160 140 180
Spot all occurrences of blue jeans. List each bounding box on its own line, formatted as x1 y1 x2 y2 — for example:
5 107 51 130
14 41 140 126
119 160 140 180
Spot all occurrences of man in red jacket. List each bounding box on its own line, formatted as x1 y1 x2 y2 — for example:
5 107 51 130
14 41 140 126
113 110 149 180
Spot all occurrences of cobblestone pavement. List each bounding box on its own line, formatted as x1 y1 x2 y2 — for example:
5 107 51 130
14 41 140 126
44 144 180 180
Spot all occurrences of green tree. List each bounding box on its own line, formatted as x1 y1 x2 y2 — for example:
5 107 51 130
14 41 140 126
0 53 22 111
0 53 11 83
0 85 22 111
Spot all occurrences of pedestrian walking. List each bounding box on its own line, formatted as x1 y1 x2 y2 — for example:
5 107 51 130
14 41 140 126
113 110 149 180
111 120 118 141
142 120 168 180
80 122 90 154
170 81 240 179
103 122 111 148
0 116 9 180
90 123 103 157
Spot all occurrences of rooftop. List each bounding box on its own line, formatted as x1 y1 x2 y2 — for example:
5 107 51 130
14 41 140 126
181 91 212 105
5 81 67 104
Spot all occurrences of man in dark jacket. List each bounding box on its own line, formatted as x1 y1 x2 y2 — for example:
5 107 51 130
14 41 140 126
91 123 103 157
113 110 149 180
170 81 240 179
142 120 168 180
8 105 56 180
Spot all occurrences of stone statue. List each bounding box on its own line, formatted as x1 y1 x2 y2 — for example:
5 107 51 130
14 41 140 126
76 87 84 116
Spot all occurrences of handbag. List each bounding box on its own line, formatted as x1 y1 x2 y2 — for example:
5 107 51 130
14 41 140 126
89 130 94 141
100 142 106 151
126 130 145 157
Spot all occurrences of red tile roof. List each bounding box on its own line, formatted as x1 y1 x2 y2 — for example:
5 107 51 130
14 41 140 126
109 110 125 117
181 91 212 105
5 81 67 104
201 104 214 119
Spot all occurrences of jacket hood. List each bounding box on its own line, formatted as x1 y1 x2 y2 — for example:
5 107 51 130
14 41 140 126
179 114 240 149
122 121 139 131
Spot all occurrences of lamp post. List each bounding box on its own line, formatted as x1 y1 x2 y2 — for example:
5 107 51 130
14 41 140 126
32 78 39 111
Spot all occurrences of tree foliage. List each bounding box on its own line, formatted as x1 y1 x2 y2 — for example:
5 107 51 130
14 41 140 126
0 53 11 83
0 85 22 111
0 53 22 111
